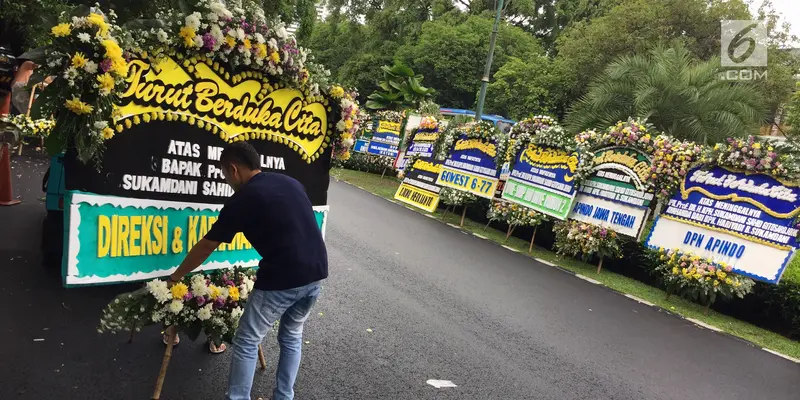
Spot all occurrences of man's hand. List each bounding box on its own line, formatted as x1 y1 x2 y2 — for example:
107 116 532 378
166 238 221 286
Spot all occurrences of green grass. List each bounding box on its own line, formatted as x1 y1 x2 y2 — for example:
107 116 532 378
782 256 800 285
331 168 800 360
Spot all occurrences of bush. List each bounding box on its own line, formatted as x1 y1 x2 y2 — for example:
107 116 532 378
334 152 395 175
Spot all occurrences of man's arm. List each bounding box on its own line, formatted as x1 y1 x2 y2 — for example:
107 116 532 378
168 238 220 282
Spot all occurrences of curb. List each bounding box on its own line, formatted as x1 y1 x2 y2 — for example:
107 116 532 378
575 274 601 285
501 245 519 253
472 233 487 240
685 318 722 332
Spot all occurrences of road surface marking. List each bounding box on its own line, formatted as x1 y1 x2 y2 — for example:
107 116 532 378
624 294 655 306
685 318 722 332
575 274 601 285
426 380 457 388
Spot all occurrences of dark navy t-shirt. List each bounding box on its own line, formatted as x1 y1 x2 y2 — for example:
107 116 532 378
204 172 328 291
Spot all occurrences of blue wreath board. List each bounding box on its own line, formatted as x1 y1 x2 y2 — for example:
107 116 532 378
647 166 800 283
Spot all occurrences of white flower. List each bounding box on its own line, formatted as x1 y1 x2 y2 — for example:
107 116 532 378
185 12 202 30
156 29 169 43
146 280 172 303
277 26 288 39
336 120 346 131
235 28 245 40
230 306 244 321
190 275 209 297
83 60 98 74
343 137 355 147
268 38 278 50
341 99 353 109
168 299 184 314
93 121 108 129
193 35 204 48
210 25 224 41
63 67 79 81
197 304 213 321
77 32 92 43
254 33 265 43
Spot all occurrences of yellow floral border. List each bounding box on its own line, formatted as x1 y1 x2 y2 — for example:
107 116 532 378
115 52 335 164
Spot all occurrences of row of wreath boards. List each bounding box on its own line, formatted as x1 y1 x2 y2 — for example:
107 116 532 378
389 122 798 285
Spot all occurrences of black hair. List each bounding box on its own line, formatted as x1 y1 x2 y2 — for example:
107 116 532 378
220 141 261 171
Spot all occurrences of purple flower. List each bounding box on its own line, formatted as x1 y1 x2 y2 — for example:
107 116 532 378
100 59 112 72
213 298 225 309
203 33 216 50
183 292 193 301
196 296 206 306
225 280 235 287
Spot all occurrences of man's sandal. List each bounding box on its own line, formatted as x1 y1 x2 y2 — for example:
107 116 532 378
162 333 180 346
208 341 227 354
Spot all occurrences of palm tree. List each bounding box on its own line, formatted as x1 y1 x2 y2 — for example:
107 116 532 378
566 45 768 144
365 64 435 111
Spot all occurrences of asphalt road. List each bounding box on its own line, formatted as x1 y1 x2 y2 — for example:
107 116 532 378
1 159 798 399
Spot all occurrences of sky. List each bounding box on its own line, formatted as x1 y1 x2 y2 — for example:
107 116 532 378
749 0 799 42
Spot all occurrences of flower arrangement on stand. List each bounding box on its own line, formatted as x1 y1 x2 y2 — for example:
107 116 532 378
654 248 755 314
375 110 405 123
650 137 704 201
486 200 547 250
418 116 438 131
0 114 55 138
553 220 623 273
703 136 800 180
99 267 258 398
330 85 361 161
26 7 130 164
439 187 478 225
576 119 656 153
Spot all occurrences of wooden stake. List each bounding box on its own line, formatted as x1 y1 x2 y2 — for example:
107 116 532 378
440 205 450 220
460 206 467 227
128 321 136 344
504 225 515 242
596 257 604 274
18 85 38 157
380 167 386 179
258 344 267 370
484 220 492 231
529 226 538 253
152 326 176 400
704 299 712 316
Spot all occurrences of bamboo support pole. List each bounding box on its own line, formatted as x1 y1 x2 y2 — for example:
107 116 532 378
258 344 267 370
152 326 176 400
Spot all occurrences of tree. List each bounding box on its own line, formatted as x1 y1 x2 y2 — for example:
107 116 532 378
396 14 544 109
566 45 768 144
553 0 751 112
483 55 564 119
365 64 435 110
786 84 800 137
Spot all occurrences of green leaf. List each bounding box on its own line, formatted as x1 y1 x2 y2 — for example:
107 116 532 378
30 81 57 119
389 64 414 77
70 5 90 18
45 132 65 157
364 100 386 110
19 47 48 64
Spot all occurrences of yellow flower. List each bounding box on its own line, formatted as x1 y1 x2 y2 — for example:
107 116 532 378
71 52 88 68
330 86 345 98
110 59 129 77
225 36 236 48
270 50 280 64
341 150 351 161
102 127 115 139
672 267 679 275
345 119 353 130
713 280 720 287
96 73 115 94
243 39 252 49
208 285 221 299
753 143 761 149
180 26 197 47
228 286 240 301
51 23 71 37
725 278 732 285
86 13 109 37
256 43 268 59
102 39 123 61
170 282 189 299
65 98 94 115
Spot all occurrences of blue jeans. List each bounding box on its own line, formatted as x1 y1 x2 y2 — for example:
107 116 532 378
226 281 322 400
